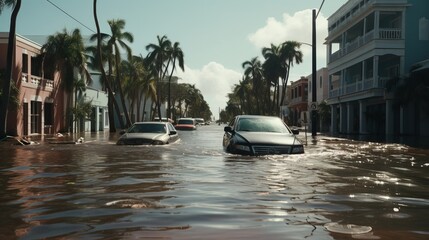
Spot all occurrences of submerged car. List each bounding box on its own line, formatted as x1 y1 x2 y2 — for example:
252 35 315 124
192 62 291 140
117 122 179 145
175 118 197 130
223 115 304 155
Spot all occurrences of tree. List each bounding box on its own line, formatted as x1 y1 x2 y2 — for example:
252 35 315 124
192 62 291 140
166 42 184 120
242 57 264 114
101 19 134 127
41 28 89 132
93 0 121 132
278 41 303 110
0 0 21 139
262 44 283 114
86 42 123 132
146 35 172 120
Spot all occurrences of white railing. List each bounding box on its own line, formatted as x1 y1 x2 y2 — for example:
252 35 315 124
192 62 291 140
379 29 402 39
21 74 54 91
21 73 28 83
329 77 388 98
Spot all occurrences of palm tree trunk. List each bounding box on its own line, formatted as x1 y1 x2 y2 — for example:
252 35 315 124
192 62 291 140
93 0 119 132
115 59 132 127
0 0 21 139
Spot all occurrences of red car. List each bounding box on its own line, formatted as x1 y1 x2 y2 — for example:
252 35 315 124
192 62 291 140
175 118 197 130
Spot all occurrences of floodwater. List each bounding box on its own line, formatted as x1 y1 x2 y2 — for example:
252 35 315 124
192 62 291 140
0 125 428 240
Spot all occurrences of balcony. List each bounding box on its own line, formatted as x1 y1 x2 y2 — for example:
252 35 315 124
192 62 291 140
329 77 386 98
21 73 54 91
329 28 402 63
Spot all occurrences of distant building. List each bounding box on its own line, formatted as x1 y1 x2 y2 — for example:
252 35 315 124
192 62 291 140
287 77 309 127
325 0 429 139
307 68 329 132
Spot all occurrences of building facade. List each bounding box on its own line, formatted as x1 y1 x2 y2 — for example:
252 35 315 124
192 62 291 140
0 33 67 137
325 0 429 139
307 68 329 132
287 77 309 127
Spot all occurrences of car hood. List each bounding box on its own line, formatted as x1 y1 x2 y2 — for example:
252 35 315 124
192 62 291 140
236 132 300 145
121 132 167 140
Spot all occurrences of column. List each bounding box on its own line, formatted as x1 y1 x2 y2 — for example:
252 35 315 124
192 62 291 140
339 103 346 134
359 100 367 134
374 56 379 87
330 104 337 134
347 102 352 134
95 106 100 132
385 99 394 137
374 11 380 39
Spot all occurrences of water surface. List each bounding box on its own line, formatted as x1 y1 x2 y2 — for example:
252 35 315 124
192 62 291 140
0 125 428 239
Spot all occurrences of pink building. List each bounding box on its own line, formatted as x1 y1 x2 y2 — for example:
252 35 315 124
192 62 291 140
0 33 67 137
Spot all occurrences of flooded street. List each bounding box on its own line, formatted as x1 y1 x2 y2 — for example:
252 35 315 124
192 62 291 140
0 125 428 240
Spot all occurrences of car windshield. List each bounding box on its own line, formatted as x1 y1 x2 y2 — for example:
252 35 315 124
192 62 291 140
236 118 290 133
127 123 166 133
178 119 194 125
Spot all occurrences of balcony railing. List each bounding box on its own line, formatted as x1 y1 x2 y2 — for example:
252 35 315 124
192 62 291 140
329 77 387 98
379 28 402 39
21 73 54 91
329 28 402 63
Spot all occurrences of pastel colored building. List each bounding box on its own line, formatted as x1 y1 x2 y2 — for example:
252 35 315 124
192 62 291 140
0 33 66 137
325 0 429 139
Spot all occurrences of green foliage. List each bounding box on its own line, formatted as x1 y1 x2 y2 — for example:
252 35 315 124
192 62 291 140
0 69 20 110
225 41 303 118
72 99 92 121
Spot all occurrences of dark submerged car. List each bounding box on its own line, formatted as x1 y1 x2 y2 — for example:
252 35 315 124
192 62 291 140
223 115 304 155
117 122 179 145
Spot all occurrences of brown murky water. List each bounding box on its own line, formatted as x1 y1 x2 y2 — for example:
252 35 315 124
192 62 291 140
0 125 428 239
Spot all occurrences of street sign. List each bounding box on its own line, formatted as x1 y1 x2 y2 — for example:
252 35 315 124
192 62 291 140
310 102 318 111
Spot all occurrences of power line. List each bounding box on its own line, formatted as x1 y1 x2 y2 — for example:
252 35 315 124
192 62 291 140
45 0 96 33
316 0 325 19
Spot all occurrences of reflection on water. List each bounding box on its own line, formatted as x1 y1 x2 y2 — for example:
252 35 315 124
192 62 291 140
0 126 428 239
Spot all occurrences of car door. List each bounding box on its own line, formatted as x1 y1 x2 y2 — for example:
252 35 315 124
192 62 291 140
222 117 237 149
167 123 179 142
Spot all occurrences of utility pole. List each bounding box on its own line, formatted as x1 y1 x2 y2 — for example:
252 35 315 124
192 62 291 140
311 9 317 137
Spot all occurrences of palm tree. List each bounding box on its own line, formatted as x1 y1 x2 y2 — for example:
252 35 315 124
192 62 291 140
41 28 90 132
86 43 123 132
146 35 172 121
0 0 21 139
262 44 283 114
97 19 134 127
278 41 303 109
166 42 184 120
242 57 264 114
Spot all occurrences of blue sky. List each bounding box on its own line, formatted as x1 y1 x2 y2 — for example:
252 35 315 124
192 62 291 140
0 0 348 117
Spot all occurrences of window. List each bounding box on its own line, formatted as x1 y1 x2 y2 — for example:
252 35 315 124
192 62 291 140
31 56 42 77
319 76 323 88
31 101 42 134
22 53 28 73
44 102 54 125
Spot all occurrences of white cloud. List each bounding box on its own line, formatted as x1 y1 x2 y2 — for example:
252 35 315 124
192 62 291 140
176 62 242 118
174 10 331 117
248 9 328 81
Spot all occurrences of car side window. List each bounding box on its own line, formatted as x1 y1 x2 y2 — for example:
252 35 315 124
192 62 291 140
168 123 176 133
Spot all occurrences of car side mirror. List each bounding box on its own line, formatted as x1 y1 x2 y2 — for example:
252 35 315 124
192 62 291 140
224 126 233 133
119 129 126 135
291 129 299 135
170 130 177 135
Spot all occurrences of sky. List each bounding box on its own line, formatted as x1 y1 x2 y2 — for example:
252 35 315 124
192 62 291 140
0 0 349 118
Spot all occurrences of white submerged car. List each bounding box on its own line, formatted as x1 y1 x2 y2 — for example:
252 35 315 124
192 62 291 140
117 122 179 145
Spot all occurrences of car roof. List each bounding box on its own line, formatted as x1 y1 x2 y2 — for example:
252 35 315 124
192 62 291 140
235 115 279 119
134 121 167 125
